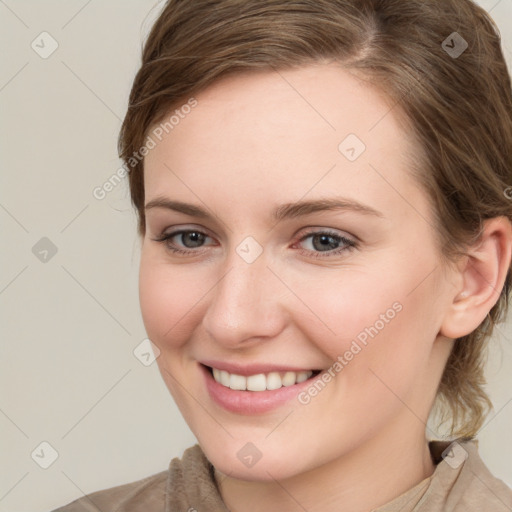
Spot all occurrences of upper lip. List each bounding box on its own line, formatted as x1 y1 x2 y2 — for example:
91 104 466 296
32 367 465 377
200 360 320 376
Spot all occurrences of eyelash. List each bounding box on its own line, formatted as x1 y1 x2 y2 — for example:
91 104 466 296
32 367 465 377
152 228 357 259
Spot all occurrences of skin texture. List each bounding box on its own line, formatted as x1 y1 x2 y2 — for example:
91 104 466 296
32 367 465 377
139 63 511 512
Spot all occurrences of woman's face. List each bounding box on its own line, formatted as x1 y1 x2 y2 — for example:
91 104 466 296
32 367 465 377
140 63 457 480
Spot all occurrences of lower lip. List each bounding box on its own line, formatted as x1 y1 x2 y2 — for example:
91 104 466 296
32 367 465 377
201 364 319 414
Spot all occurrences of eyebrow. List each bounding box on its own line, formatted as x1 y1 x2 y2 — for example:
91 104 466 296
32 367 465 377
145 196 383 221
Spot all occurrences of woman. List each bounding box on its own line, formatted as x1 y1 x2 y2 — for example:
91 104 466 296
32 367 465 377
54 0 512 510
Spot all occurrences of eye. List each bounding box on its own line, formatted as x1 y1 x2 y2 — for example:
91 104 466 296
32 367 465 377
151 227 357 258
152 228 214 255
295 229 357 258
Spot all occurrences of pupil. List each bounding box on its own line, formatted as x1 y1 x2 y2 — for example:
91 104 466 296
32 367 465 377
184 232 204 247
313 234 338 251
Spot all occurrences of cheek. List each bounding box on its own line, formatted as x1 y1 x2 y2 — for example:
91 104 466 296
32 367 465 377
288 254 440 369
285 267 402 354
287 270 440 438
138 252 206 348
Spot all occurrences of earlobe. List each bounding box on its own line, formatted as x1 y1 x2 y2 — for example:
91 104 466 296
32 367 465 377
440 217 512 339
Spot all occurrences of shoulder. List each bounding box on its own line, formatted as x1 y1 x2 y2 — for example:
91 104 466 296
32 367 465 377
50 445 222 512
51 469 167 512
51 470 167 511
428 439 512 511
455 439 512 511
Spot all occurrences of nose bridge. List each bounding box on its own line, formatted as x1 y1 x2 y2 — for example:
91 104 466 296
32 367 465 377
202 248 285 346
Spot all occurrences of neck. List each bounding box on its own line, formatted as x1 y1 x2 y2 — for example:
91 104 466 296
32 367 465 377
215 424 436 512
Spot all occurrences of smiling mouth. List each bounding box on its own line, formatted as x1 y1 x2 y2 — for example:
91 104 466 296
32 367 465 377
206 366 322 392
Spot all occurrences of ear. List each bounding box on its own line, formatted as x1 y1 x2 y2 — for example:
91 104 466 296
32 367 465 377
440 217 512 339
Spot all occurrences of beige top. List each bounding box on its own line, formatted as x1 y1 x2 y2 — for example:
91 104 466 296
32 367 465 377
52 439 512 511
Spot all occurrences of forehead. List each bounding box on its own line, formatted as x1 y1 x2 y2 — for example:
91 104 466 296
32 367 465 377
143 63 426 221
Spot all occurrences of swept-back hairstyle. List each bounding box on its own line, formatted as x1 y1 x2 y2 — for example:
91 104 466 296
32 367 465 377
119 0 512 438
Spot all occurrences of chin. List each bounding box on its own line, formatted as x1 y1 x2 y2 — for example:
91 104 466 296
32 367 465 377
196 430 326 483
206 448 304 482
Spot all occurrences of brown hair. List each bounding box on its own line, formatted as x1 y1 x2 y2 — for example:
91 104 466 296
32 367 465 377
118 0 512 438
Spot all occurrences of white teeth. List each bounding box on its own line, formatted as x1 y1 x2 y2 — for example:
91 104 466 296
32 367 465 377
296 371 309 383
220 370 230 387
229 374 246 390
282 371 297 387
211 368 314 391
246 374 267 392
266 372 282 390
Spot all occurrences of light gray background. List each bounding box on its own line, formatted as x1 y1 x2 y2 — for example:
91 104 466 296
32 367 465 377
1 1 511 511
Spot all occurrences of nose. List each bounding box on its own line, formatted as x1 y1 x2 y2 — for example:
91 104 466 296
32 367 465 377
201 250 288 349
